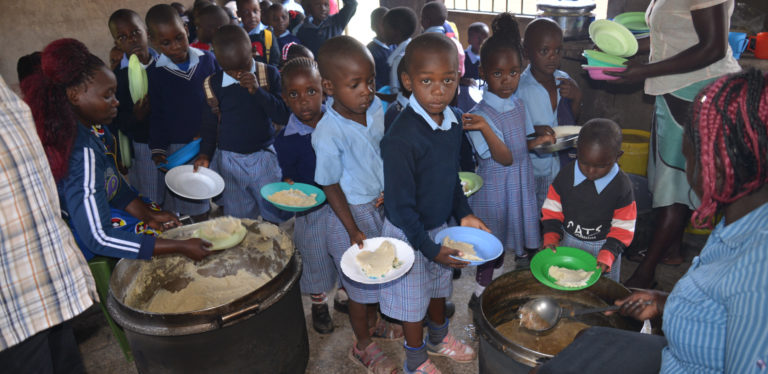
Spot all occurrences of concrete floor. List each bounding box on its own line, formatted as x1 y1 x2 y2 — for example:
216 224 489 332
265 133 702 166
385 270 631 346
72 222 707 374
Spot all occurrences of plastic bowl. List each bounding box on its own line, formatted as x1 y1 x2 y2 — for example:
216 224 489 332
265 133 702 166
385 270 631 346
582 50 628 67
433 226 503 266
530 247 602 291
582 65 626 81
260 182 326 212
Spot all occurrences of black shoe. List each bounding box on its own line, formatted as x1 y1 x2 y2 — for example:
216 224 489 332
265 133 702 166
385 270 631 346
468 293 481 315
333 289 349 314
514 252 530 267
445 301 455 319
452 268 462 279
311 303 334 334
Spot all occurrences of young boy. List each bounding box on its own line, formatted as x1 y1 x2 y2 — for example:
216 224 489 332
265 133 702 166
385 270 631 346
145 4 219 220
366 6 391 90
108 9 159 201
190 5 230 51
420 1 464 77
236 0 280 65
382 7 418 95
193 25 290 223
541 119 636 282
517 18 583 211
464 22 489 82
313 36 399 373
267 3 300 50
295 0 357 56
380 32 487 374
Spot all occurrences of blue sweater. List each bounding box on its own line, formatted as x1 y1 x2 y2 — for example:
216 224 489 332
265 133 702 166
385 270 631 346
147 50 219 155
381 106 473 259
113 66 150 144
250 29 281 66
274 116 318 186
278 32 302 51
367 40 392 90
199 66 289 157
59 124 154 260
295 0 357 55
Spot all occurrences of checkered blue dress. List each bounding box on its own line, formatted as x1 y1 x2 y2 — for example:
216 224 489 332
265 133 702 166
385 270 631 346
294 204 337 294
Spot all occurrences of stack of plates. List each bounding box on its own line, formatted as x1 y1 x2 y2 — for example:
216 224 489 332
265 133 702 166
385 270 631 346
583 19 638 80
613 12 649 34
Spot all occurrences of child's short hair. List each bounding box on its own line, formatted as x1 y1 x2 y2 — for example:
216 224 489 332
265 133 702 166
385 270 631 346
197 4 229 25
108 9 145 32
281 57 319 87
468 22 489 36
402 32 457 73
146 4 184 37
522 18 563 51
212 24 250 53
382 7 418 42
370 6 388 30
421 2 447 28
480 12 522 65
317 36 372 80
578 119 623 155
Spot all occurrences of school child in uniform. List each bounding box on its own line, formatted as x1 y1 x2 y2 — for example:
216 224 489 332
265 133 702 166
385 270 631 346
420 2 465 78
237 0 280 65
190 5 230 51
193 25 290 223
108 9 159 198
382 7 418 95
517 18 583 211
280 42 314 67
145 4 219 221
295 0 357 56
380 32 489 374
267 3 301 50
313 36 401 374
367 6 392 91
463 22 488 82
463 13 543 312
384 61 410 131
541 119 637 282
272 57 337 333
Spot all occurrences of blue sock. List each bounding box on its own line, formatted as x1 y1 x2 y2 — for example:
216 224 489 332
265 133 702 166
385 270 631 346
405 341 427 371
427 319 449 346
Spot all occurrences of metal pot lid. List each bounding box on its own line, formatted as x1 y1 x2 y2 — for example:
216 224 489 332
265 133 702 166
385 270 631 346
111 218 294 316
537 0 596 14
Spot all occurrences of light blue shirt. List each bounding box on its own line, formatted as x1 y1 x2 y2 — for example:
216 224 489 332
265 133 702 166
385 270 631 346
660 202 768 373
573 162 619 194
387 38 411 94
221 58 256 87
119 48 159 69
311 97 385 205
395 92 409 109
424 25 445 34
408 94 455 131
284 105 325 136
517 65 571 178
155 47 205 73
248 23 268 35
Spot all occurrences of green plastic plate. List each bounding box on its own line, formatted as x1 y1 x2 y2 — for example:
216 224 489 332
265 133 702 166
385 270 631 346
613 12 649 32
589 19 638 58
530 247 603 291
459 172 483 197
582 50 628 67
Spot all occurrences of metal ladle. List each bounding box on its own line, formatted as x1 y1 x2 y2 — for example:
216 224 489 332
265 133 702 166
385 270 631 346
519 297 622 332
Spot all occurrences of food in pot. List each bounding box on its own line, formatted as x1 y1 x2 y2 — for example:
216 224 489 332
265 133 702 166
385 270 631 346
442 236 483 261
497 318 590 356
191 216 247 250
519 304 551 331
268 188 317 207
356 240 402 278
548 265 594 288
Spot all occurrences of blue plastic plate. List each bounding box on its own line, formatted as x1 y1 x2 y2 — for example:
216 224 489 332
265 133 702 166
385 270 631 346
433 226 503 266
260 182 326 212
157 138 201 169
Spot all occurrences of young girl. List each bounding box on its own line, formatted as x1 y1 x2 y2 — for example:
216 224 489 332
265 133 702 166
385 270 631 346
464 13 552 309
272 57 337 334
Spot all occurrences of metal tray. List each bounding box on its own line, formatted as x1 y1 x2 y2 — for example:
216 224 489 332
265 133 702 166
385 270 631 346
533 134 578 156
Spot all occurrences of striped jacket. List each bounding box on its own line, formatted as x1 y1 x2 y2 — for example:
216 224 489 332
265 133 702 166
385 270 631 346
541 161 636 267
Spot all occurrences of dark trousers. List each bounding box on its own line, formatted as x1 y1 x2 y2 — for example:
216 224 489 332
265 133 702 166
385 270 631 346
0 322 85 374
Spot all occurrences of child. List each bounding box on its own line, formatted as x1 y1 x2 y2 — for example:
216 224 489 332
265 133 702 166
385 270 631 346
464 22 489 82
384 61 409 130
280 42 314 67
193 25 289 223
108 9 159 201
237 0 280 65
366 6 391 90
109 46 123 71
190 5 230 51
463 13 543 311
420 1 464 77
424 0 459 39
313 36 400 373
382 7 418 95
380 32 487 374
272 57 338 333
145 4 220 221
296 0 358 56
517 18 583 211
541 119 636 282
267 3 300 50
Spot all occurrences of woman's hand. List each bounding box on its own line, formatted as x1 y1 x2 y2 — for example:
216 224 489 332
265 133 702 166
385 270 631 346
146 210 181 231
604 60 649 84
177 238 213 261
609 289 668 321
433 246 470 268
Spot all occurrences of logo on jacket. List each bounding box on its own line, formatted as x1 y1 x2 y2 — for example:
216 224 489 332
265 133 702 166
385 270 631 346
104 168 119 200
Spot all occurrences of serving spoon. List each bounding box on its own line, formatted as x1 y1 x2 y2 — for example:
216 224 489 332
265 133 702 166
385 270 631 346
519 297 635 332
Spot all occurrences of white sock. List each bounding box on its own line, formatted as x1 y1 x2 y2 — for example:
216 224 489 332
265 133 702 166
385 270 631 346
474 284 486 297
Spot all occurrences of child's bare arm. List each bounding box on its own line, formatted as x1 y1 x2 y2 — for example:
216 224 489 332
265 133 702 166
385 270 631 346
462 113 513 166
527 125 556 150
557 77 582 120
323 183 365 247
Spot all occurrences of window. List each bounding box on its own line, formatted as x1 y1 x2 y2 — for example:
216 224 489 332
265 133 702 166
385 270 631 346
446 0 608 19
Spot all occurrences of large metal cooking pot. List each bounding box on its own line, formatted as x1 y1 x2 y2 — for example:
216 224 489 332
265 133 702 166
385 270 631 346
537 0 596 40
476 269 643 374
107 219 308 374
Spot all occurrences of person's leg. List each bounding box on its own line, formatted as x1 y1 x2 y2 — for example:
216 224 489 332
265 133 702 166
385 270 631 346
0 328 53 373
48 322 86 374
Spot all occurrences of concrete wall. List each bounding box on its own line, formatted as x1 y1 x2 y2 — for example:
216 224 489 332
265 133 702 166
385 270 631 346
0 0 189 92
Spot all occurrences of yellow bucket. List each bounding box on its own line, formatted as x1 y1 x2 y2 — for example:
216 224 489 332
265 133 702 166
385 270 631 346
618 129 651 176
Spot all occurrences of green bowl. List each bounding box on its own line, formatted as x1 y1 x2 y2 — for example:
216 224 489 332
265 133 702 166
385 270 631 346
613 12 649 32
260 182 326 212
530 247 602 291
459 171 483 197
589 19 638 58
582 50 628 67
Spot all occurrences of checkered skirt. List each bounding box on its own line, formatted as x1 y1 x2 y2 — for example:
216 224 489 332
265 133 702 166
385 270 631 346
294 204 337 294
128 141 164 204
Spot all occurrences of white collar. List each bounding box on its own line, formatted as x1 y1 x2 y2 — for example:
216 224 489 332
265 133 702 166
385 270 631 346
155 47 204 72
424 25 446 34
409 94 455 131
248 23 268 35
119 48 159 69
284 106 325 136
222 58 256 87
387 38 411 66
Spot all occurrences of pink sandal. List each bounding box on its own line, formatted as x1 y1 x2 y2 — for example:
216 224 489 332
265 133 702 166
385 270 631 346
369 317 404 340
349 341 398 374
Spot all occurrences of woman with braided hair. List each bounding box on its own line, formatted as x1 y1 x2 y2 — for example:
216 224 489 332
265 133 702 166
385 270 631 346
21 38 211 262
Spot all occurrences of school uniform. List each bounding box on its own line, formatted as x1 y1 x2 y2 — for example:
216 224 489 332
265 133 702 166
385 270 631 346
249 27 281 65
147 47 219 215
200 59 290 222
112 49 159 202
387 38 411 95
384 92 409 131
464 47 480 80
541 161 637 281
277 30 301 51
295 0 357 55
274 111 336 294
424 25 465 77
379 95 472 322
311 97 385 304
367 38 392 90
